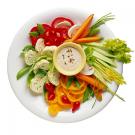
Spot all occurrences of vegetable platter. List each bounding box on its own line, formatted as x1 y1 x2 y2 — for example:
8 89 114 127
7 9 132 122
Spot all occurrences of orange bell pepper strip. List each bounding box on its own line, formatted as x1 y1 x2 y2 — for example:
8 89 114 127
76 73 105 90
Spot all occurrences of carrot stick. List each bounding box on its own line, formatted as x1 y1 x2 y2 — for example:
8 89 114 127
71 14 94 41
74 36 102 43
76 73 105 90
80 28 89 38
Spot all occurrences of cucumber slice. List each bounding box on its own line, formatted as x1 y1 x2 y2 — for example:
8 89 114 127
33 59 49 74
47 71 60 86
30 75 47 94
24 50 38 65
42 46 57 54
35 38 45 52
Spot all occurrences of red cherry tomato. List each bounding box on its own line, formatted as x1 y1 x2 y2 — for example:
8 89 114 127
72 101 80 113
61 95 71 104
45 83 55 93
48 92 55 100
51 17 74 30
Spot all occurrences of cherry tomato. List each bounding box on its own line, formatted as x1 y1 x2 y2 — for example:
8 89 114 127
48 92 55 100
72 101 80 113
51 17 74 29
45 83 55 93
61 95 71 104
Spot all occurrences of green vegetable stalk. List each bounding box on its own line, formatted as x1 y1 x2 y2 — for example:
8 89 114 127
16 66 31 80
89 13 115 36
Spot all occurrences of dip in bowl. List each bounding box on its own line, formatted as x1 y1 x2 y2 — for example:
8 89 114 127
53 42 86 76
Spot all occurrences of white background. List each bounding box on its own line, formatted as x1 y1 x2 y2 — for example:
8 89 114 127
0 0 135 135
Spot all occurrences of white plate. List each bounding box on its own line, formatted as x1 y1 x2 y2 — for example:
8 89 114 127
7 9 123 123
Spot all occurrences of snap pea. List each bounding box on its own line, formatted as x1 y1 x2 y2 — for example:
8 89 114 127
21 45 35 56
66 76 74 88
74 78 80 88
88 86 94 97
35 69 47 77
27 71 35 87
83 87 90 102
16 66 31 80
83 86 95 102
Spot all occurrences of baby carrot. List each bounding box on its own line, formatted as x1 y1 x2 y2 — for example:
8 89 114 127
71 14 94 41
74 36 102 43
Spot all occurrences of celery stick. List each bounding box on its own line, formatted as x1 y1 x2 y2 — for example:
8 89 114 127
94 47 115 58
94 68 109 85
94 64 112 83
96 59 116 69
93 51 116 67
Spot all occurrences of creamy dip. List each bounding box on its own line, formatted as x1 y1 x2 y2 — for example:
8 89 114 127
57 47 82 71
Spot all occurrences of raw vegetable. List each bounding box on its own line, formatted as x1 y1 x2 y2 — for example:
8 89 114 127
24 50 38 65
74 78 80 88
51 17 74 29
83 86 94 102
72 101 80 112
29 31 39 37
71 14 94 41
83 87 91 102
75 36 102 43
35 38 45 52
48 104 62 116
42 46 57 54
89 13 114 36
45 92 57 104
35 69 47 77
61 95 71 104
60 75 86 91
89 28 100 36
27 71 35 87
47 71 60 86
68 24 80 38
16 66 31 80
84 46 125 85
45 83 55 93
37 24 45 34
48 92 56 100
21 45 35 56
76 73 105 90
66 76 74 88
30 75 47 94
33 59 49 74
103 39 132 63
